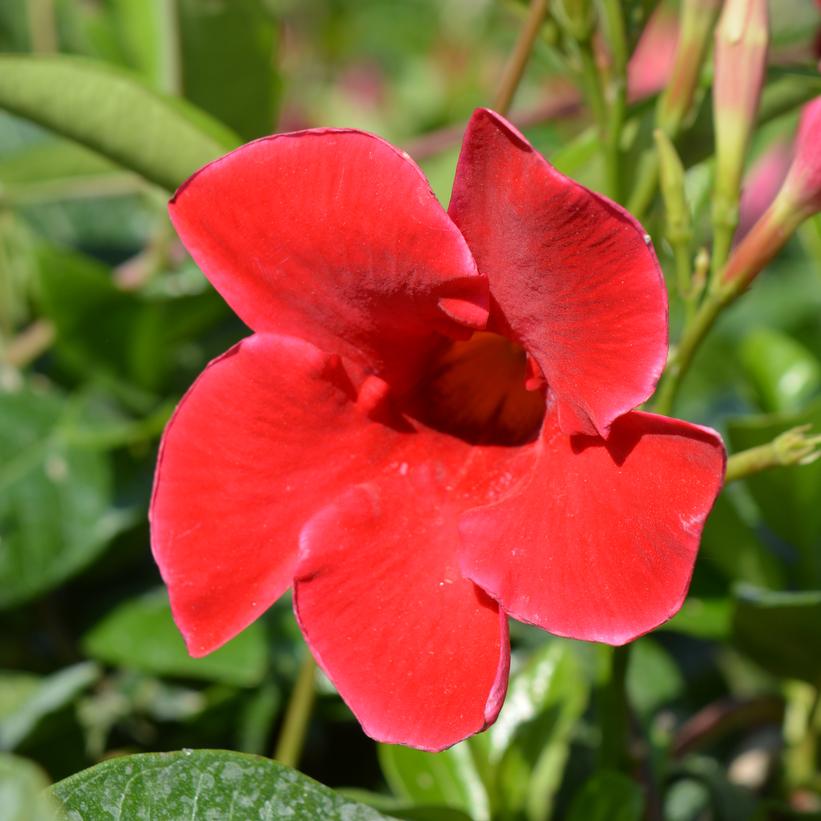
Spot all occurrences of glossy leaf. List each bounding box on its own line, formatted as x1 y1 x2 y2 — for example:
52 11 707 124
0 663 99 751
566 771 644 821
82 589 268 687
739 328 821 413
487 641 589 821
0 54 239 191
0 383 127 609
732 584 821 683
728 401 821 584
50 749 390 820
379 742 490 821
0 753 60 821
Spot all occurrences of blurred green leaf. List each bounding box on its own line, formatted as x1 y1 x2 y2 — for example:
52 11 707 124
566 771 643 821
728 401 821 584
0 753 60 821
732 584 821 683
673 756 760 821
51 749 390 819
379 741 490 821
627 639 683 718
487 641 589 821
0 672 40 721
739 328 821 414
0 662 99 751
662 598 732 640
698 495 785 590
0 54 239 191
340 790 473 821
178 0 280 139
83 589 268 687
0 383 128 609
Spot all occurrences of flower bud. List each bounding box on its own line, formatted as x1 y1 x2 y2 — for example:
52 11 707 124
713 0 769 209
723 97 821 290
657 0 723 135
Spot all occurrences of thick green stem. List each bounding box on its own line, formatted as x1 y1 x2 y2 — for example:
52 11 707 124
274 653 317 768
493 0 550 116
599 644 632 773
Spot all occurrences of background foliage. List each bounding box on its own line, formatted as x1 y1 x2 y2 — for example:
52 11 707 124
0 0 820 818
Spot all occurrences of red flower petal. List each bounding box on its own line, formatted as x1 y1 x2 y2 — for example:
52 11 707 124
150 333 402 657
294 468 510 751
458 410 725 645
449 109 668 437
169 129 487 392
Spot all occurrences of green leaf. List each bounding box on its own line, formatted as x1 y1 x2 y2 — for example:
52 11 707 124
488 641 588 821
0 753 60 821
0 382 128 609
50 749 391 820
0 662 99 751
626 639 683 718
0 54 239 191
178 0 280 139
379 741 490 821
728 401 821 584
566 771 644 821
739 328 821 413
732 584 821 683
662 597 732 640
83 589 268 687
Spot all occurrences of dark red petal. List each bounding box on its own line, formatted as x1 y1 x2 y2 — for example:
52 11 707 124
150 333 401 657
458 410 725 645
449 109 668 436
170 129 487 392
294 468 510 751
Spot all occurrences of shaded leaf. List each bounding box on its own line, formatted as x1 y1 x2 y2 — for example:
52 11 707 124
0 753 60 821
566 771 643 821
83 589 268 687
627 639 684 718
0 54 238 191
50 749 391 820
732 584 821 683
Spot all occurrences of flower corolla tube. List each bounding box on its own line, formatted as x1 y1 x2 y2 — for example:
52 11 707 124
151 109 725 751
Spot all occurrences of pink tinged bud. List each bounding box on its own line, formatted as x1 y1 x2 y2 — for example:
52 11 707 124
723 99 821 289
627 8 679 103
657 0 723 134
713 0 770 199
737 140 792 240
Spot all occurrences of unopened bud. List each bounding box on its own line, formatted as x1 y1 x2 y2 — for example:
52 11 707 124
657 0 723 135
723 97 821 290
713 0 769 208
655 130 692 246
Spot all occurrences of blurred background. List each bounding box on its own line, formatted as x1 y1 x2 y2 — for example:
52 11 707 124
1 1 821 818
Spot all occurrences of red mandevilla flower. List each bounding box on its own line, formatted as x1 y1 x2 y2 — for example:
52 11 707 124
150 109 725 751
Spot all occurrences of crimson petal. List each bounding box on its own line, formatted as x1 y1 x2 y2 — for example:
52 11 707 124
449 109 668 437
150 333 401 657
458 410 725 645
170 129 487 392
294 468 510 752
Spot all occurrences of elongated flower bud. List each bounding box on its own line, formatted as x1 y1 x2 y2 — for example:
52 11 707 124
657 0 723 135
713 0 769 212
723 97 821 289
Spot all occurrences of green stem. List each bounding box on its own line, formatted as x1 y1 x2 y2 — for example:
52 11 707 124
492 0 550 116
599 644 632 772
725 425 821 483
576 38 608 135
274 653 317 768
27 0 57 53
627 151 660 221
601 0 628 201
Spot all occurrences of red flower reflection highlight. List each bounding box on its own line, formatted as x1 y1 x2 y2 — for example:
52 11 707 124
151 109 725 751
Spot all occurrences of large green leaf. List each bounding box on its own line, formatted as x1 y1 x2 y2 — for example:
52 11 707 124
0 383 129 609
178 0 280 139
83 589 268 687
732 584 821 683
626 639 683 719
0 663 99 751
0 55 239 191
727 401 821 585
50 749 391 820
487 641 588 821
0 753 60 821
379 741 490 821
